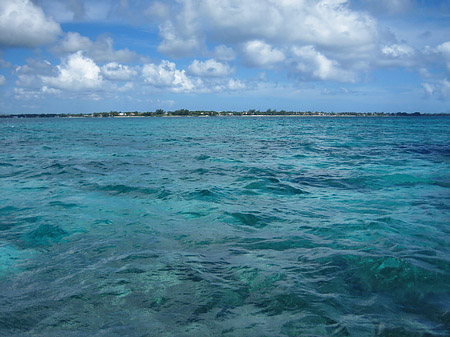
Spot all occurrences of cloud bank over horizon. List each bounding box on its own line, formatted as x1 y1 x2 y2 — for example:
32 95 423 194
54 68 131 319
0 0 449 113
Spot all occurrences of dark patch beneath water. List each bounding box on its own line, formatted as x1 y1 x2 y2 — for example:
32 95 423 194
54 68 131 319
22 224 68 247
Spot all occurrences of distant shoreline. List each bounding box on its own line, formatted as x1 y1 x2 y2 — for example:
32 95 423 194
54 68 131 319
1 110 449 119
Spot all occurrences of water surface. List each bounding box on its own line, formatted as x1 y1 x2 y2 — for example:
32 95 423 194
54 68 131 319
1 117 449 336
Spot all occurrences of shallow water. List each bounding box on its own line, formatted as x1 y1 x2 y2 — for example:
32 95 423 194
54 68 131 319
0 116 449 336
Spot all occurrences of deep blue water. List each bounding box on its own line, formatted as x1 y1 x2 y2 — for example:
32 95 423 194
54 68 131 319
0 116 449 336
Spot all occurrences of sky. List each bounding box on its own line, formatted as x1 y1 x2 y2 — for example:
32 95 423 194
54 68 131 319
0 0 449 114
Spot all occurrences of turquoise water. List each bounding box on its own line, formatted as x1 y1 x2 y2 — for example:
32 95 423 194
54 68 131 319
0 116 449 336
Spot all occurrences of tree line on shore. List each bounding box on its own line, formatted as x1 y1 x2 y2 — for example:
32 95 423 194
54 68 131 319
1 109 447 118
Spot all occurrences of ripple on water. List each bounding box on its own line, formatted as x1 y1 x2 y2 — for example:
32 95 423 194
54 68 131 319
244 179 306 195
226 212 272 229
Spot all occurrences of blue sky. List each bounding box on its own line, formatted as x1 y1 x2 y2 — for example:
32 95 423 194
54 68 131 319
0 0 449 114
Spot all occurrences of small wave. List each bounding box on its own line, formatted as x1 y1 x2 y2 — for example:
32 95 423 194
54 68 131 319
194 154 210 161
191 168 209 175
0 205 20 215
238 237 317 251
89 183 169 199
179 211 209 219
432 180 450 188
184 188 226 203
43 162 65 170
241 166 277 177
48 201 81 209
244 179 306 195
226 212 273 229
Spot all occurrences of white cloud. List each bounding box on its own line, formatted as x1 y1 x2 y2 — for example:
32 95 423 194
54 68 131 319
382 44 415 58
14 59 56 90
156 0 378 58
43 0 111 22
14 87 42 100
42 52 103 91
225 79 245 91
157 20 203 58
0 0 61 48
101 62 138 81
89 35 138 63
54 32 92 53
208 78 246 92
359 0 413 15
12 53 136 101
417 42 450 89
38 0 86 22
213 45 236 61
156 1 203 58
117 82 134 92
53 32 139 63
379 43 417 67
291 45 356 82
0 74 5 86
142 60 197 93
12 53 245 101
188 59 232 77
148 0 380 83
243 40 285 67
145 1 171 19
436 42 450 71
141 60 247 93
423 79 450 100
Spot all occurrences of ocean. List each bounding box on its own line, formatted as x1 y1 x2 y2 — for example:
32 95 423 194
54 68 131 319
1 116 449 336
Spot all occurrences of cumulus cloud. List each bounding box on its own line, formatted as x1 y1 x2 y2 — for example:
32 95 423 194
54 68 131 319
54 32 91 53
142 60 197 93
12 53 140 100
42 52 103 91
53 32 139 63
188 59 232 77
146 0 382 84
141 59 247 93
0 0 61 48
0 74 6 86
378 43 417 67
101 62 138 81
14 59 57 89
291 45 356 82
213 45 236 61
156 1 204 58
13 58 58 99
155 0 378 59
157 21 203 58
436 42 450 71
12 53 245 101
243 40 285 67
423 79 450 100
417 41 450 92
224 79 245 91
382 44 415 58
